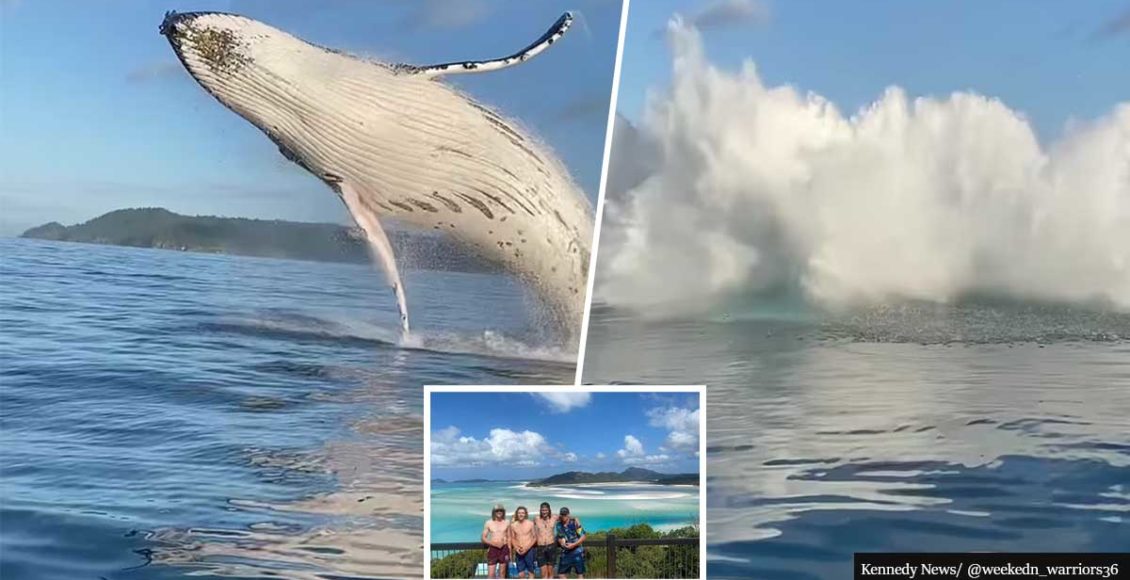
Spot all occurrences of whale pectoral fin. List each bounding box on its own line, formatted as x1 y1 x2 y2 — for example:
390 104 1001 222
408 12 572 78
336 179 411 336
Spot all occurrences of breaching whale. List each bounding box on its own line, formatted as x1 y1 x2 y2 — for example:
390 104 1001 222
160 10 593 343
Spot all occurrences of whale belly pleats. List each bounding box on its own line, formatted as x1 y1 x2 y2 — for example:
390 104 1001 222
307 78 592 334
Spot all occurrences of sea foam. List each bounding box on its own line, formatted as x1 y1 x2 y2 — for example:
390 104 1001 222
598 18 1130 315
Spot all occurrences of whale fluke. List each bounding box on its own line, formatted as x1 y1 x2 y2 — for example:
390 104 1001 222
407 12 574 77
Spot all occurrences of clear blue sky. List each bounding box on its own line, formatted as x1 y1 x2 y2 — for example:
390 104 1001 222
618 0 1130 139
430 390 701 480
0 0 622 236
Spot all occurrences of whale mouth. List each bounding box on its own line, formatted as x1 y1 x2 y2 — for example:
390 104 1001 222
159 10 237 40
160 11 205 74
158 10 202 53
158 10 185 37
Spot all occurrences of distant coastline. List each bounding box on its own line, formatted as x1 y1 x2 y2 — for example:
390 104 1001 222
528 467 699 487
431 467 699 488
429 474 701 545
19 207 499 274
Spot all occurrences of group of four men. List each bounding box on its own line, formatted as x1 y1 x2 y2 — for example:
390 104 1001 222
481 502 586 579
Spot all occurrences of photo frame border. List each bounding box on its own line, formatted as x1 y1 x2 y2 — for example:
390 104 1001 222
424 384 707 579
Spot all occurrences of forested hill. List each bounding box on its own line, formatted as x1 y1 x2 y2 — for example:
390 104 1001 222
527 467 700 487
20 208 499 273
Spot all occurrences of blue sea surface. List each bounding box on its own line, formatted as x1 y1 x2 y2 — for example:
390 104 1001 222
583 302 1130 579
0 238 573 579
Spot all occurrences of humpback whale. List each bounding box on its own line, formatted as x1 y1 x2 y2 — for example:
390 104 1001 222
160 10 593 343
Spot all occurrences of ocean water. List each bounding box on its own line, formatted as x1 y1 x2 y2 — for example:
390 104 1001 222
582 301 1130 579
0 238 573 580
429 481 700 543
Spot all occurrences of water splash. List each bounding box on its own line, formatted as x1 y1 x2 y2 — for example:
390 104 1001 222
599 18 1130 315
207 312 575 364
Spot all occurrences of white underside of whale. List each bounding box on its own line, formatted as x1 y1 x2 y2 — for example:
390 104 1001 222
164 12 593 342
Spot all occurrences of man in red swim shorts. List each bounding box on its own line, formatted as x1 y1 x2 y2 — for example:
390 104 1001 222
482 504 510 578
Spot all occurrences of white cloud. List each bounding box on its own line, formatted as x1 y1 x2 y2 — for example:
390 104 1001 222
614 435 670 465
563 452 578 463
435 426 460 441
533 392 593 413
626 454 672 466
691 0 770 30
647 406 701 453
617 435 645 459
610 433 688 466
432 427 554 467
596 452 606 460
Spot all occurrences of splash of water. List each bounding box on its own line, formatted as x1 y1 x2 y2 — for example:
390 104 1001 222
599 18 1130 315
212 311 575 363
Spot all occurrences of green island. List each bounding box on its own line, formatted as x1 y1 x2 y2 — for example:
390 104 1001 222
526 467 699 487
20 207 498 273
430 523 699 579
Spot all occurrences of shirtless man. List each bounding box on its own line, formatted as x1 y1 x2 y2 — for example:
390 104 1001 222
481 504 510 579
533 502 558 579
509 506 537 578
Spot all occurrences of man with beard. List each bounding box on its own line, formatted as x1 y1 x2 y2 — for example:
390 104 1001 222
533 502 558 579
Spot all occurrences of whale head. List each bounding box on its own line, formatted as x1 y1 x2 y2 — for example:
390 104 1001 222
159 11 352 170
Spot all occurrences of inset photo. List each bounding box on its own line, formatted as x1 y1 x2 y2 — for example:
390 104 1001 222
425 386 705 579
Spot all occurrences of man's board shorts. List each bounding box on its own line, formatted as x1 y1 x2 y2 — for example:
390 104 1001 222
557 551 585 575
486 545 509 566
514 548 537 575
536 544 558 568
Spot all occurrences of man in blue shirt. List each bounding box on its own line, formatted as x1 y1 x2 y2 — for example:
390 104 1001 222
554 507 586 578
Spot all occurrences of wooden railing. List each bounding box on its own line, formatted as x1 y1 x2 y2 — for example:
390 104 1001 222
430 535 700 578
